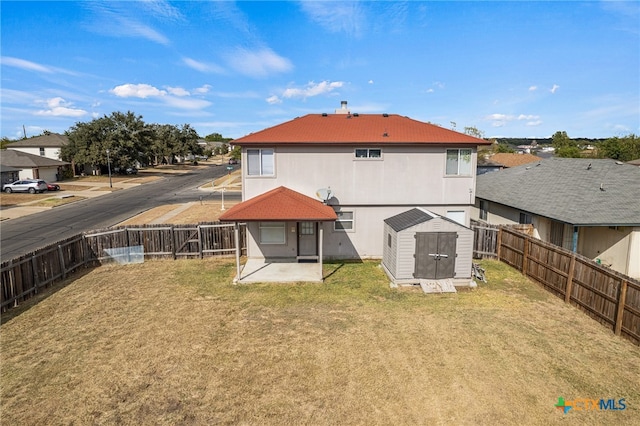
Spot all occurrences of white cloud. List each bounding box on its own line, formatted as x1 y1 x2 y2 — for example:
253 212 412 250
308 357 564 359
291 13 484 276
550 84 560 94
529 86 538 91
166 86 190 97
282 81 344 99
163 97 211 110
368 80 374 84
109 83 211 110
1 56 53 73
193 85 212 94
34 97 88 117
266 95 282 105
300 2 365 38
226 48 293 78
84 2 170 45
486 113 541 127
111 83 167 98
182 57 225 74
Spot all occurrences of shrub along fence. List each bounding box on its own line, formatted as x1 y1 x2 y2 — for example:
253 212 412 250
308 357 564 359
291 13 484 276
1 222 246 312
491 225 639 346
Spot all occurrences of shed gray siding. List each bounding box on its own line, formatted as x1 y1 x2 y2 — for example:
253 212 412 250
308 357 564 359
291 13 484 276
383 208 473 282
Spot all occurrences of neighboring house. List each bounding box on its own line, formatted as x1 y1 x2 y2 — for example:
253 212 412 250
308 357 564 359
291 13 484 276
473 158 640 279
6 133 68 161
477 152 540 175
0 149 69 182
220 102 490 284
0 164 21 190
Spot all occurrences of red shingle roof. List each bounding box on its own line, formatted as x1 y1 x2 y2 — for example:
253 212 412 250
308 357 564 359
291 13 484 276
219 186 338 222
233 114 491 145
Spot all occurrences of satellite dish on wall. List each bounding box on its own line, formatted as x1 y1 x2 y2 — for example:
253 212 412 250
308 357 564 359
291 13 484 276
316 187 332 202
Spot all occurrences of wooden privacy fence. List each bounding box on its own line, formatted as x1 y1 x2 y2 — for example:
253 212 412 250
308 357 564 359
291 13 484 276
1 222 246 312
471 220 533 259
496 226 640 346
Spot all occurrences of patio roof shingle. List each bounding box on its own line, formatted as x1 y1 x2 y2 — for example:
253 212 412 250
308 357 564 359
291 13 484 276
219 186 337 222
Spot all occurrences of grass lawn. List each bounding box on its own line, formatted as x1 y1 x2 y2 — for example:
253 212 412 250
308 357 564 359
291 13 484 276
1 259 638 425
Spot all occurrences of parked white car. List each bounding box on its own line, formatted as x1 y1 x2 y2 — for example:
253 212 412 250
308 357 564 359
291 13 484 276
3 179 48 194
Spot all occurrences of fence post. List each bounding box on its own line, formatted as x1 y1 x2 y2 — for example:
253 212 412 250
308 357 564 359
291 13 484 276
496 228 503 261
171 225 176 260
522 236 529 276
58 244 66 280
8 259 17 308
614 280 629 336
31 256 39 294
198 225 203 259
565 255 576 303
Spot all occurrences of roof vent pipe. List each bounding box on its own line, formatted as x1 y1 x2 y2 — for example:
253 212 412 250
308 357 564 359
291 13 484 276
335 100 350 115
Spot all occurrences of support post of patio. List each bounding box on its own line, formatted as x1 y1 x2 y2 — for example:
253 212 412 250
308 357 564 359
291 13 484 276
318 222 323 280
234 222 241 282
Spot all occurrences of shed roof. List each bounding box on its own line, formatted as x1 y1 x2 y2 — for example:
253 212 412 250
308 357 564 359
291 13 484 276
0 149 69 168
219 186 337 222
384 208 437 232
476 158 640 226
233 114 491 146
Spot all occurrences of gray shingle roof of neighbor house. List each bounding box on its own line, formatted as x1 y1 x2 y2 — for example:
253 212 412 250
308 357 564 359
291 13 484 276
0 149 69 168
6 133 68 148
476 158 640 226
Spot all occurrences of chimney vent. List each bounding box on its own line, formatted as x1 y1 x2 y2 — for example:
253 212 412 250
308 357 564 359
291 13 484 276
335 101 350 114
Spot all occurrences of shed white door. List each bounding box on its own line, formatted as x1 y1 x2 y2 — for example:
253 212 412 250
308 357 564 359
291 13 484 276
414 232 456 279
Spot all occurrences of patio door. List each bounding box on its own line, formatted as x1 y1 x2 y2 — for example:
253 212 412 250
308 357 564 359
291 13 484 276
414 232 456 279
298 222 317 258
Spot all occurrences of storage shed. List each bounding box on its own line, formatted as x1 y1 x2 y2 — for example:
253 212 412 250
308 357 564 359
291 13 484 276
382 208 474 287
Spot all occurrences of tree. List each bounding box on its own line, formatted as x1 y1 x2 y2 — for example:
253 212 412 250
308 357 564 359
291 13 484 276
63 111 151 173
463 126 485 139
599 134 640 162
551 131 581 158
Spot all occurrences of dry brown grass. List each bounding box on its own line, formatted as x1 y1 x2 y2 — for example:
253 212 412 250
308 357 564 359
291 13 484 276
0 192 52 206
1 260 638 425
118 201 240 226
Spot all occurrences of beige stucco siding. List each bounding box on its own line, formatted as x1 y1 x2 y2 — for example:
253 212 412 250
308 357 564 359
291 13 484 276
243 145 478 206
578 226 640 279
8 147 62 161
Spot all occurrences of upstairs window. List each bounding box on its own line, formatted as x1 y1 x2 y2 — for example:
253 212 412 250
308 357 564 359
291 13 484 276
355 148 382 159
519 213 532 225
39 147 45 156
247 148 274 176
446 149 472 176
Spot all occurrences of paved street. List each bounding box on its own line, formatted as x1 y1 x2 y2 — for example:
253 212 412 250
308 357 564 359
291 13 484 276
0 165 241 261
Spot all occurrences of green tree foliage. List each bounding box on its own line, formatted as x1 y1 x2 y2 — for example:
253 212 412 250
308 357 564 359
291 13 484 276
63 112 152 170
205 132 233 142
230 145 241 160
551 131 582 158
1 137 13 149
463 126 485 139
599 134 640 162
63 112 204 170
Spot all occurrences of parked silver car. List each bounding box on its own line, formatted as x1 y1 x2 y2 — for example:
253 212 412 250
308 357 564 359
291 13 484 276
3 179 48 194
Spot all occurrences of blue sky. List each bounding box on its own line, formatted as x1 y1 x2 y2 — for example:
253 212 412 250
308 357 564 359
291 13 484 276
1 1 638 141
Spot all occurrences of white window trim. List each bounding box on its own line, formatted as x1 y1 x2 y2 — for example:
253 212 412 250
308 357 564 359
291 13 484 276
445 148 473 176
334 210 355 232
354 148 383 160
259 222 286 244
246 148 275 177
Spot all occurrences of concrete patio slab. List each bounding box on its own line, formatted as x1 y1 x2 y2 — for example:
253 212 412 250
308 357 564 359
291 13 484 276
237 258 323 283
